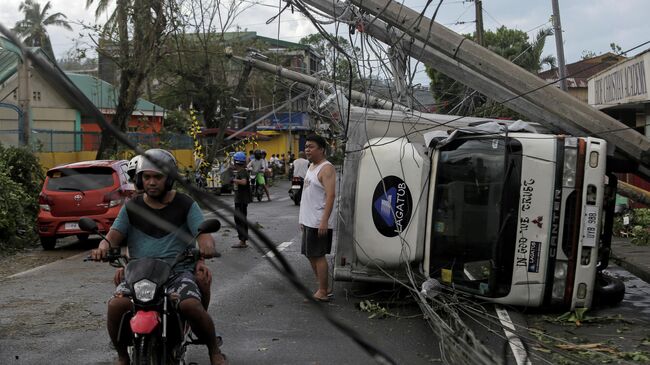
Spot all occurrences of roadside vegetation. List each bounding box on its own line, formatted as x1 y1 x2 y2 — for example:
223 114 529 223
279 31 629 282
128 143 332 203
614 208 650 246
0 144 43 254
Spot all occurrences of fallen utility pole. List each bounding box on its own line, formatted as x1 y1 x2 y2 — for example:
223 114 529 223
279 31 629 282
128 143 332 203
300 0 650 179
226 90 309 140
232 55 410 112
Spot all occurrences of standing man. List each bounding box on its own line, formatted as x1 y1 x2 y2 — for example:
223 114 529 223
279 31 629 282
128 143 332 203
231 151 250 248
292 151 309 180
299 135 336 302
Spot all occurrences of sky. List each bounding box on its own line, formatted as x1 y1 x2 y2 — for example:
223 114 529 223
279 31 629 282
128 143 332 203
1 0 649 87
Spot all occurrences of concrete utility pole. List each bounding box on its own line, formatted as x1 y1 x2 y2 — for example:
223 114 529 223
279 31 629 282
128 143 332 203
231 55 410 112
18 59 31 146
551 0 568 91
312 0 650 177
474 0 484 46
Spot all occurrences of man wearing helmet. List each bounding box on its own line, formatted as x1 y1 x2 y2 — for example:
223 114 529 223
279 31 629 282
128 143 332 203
230 151 250 248
247 149 272 201
91 149 226 365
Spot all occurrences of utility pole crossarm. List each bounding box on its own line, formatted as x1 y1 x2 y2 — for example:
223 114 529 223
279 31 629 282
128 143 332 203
343 0 650 171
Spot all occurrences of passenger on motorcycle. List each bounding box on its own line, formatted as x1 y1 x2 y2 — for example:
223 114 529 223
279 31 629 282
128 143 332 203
126 155 142 184
91 148 227 365
247 149 271 201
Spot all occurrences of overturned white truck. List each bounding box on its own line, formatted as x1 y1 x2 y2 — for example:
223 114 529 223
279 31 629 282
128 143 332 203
334 107 622 310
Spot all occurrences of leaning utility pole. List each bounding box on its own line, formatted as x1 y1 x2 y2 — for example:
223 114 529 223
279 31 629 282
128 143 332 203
551 0 568 91
300 0 650 178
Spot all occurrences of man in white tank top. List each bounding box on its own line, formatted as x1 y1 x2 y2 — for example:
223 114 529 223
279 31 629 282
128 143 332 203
298 134 336 302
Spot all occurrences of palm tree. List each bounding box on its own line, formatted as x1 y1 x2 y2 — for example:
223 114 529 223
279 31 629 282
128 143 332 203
12 0 72 58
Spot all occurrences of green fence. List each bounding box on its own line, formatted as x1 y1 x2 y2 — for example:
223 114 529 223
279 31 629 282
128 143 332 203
0 129 193 152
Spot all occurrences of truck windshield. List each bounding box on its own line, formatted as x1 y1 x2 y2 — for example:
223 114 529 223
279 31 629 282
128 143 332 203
430 137 522 298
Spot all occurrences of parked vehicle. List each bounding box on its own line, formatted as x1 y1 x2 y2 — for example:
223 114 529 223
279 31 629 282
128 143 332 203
80 217 222 365
288 176 304 205
37 160 135 250
336 126 623 310
205 162 233 195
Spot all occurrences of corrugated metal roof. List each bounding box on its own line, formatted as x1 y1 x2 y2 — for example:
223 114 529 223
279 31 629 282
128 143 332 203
537 52 626 87
0 36 22 85
66 73 164 113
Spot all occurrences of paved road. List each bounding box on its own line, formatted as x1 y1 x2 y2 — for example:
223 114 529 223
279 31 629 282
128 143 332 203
0 180 439 364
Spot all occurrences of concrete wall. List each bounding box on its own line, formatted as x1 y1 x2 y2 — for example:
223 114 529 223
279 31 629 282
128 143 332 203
36 149 196 172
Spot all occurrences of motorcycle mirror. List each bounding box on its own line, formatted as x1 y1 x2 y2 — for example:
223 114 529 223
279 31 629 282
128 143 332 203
79 217 98 232
198 219 221 234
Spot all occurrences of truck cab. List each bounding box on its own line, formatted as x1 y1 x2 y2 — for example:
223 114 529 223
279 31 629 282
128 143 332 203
336 127 613 310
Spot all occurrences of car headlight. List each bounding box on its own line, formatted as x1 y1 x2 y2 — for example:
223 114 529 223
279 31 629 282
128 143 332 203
133 279 157 302
552 261 568 301
563 144 577 188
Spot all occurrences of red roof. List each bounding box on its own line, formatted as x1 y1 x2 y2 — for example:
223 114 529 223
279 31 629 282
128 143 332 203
537 53 626 88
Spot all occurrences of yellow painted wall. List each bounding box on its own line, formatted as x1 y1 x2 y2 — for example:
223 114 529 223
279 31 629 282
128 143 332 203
36 149 196 172
225 131 301 158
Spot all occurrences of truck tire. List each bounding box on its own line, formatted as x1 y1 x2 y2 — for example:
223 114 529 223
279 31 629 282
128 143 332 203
592 272 625 307
40 237 56 250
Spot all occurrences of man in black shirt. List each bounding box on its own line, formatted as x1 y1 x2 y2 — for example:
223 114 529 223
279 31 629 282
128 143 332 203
231 151 250 248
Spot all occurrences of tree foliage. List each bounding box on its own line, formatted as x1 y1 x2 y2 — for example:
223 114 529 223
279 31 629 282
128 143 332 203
299 32 358 81
88 0 170 158
153 0 264 164
426 26 555 116
0 144 42 251
12 0 72 59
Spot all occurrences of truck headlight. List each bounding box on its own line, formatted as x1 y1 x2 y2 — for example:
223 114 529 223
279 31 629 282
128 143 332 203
563 147 577 188
133 279 157 302
552 261 568 301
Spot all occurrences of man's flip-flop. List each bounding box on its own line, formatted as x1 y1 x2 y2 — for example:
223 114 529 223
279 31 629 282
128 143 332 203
231 244 248 248
313 295 330 302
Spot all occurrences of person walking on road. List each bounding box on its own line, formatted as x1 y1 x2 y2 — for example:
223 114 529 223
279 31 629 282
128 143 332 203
298 135 336 302
231 151 250 248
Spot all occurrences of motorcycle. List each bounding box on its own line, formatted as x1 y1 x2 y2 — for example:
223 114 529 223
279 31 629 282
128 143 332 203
288 176 304 205
249 171 264 202
80 217 222 365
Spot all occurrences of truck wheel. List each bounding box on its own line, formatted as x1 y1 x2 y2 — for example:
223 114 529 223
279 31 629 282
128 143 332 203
593 272 625 307
40 237 56 250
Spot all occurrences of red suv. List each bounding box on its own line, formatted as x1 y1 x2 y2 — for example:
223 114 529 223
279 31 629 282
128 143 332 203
37 160 135 250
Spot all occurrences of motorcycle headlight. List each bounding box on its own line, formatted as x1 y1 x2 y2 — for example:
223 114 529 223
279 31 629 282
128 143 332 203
552 261 568 301
563 144 577 188
133 279 157 302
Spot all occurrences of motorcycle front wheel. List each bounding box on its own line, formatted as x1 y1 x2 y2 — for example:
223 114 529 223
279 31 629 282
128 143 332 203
132 335 162 365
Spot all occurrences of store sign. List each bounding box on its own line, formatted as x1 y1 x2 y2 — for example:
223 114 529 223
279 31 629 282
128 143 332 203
371 176 413 237
589 53 650 108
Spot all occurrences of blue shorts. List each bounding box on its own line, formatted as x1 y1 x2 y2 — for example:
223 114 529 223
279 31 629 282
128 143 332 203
114 271 201 303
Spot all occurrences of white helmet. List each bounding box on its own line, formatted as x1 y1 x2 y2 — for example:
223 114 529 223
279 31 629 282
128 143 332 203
126 155 142 182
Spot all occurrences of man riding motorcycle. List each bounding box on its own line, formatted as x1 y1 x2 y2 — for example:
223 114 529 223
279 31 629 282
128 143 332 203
91 148 227 365
247 149 271 201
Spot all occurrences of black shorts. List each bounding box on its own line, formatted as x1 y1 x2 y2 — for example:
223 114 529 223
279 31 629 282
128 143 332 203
115 271 201 303
301 226 333 257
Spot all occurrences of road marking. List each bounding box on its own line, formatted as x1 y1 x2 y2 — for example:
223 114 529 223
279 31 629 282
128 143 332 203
495 306 532 365
7 251 88 279
264 241 293 258
276 197 290 202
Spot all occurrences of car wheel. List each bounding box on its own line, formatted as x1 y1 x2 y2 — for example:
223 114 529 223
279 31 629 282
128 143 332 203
593 272 625 307
40 237 57 250
76 234 89 242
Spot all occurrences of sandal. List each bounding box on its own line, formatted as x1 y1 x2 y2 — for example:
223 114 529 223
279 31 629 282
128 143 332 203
231 243 248 248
